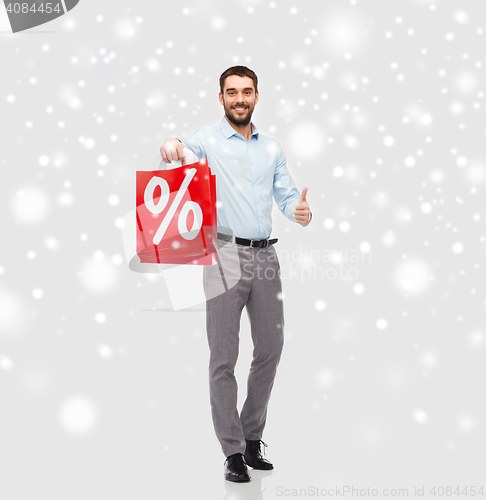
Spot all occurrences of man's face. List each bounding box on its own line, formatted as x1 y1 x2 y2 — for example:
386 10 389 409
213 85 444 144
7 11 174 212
219 75 259 127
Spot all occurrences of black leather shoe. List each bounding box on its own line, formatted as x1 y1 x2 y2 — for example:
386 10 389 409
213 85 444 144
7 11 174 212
244 439 274 470
224 453 251 482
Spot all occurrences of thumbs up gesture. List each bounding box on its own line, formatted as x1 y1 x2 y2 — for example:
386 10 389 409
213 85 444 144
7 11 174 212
294 187 311 226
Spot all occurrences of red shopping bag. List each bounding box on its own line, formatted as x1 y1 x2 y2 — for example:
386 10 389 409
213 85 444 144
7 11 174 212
136 160 218 265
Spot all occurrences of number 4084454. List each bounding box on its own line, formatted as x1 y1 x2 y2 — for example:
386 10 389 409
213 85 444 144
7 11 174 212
6 3 62 14
430 485 485 496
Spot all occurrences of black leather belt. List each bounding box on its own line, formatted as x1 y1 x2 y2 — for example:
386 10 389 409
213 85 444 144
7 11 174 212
217 232 278 248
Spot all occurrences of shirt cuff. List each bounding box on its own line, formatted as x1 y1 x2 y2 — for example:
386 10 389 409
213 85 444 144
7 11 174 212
302 211 312 227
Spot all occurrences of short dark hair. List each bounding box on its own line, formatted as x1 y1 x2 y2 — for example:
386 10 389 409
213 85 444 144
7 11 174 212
219 66 258 94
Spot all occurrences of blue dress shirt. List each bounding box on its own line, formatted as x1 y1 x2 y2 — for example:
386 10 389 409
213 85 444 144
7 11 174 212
181 116 311 240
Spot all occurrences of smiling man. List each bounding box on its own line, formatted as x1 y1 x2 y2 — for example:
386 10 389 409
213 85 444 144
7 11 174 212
160 66 312 483
220 75 258 131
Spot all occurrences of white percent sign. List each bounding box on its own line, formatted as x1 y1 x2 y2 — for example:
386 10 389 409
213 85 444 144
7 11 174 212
144 168 203 245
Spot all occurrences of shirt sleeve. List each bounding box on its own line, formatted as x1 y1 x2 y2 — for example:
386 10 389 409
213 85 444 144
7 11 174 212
272 142 302 224
179 128 209 160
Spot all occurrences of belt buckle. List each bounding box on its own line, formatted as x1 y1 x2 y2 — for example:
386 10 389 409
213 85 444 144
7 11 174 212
250 238 268 248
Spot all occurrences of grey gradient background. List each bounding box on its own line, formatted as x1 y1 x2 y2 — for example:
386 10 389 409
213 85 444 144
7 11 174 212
1 0 485 499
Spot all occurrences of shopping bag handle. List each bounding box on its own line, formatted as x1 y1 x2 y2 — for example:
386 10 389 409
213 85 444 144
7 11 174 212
152 147 198 170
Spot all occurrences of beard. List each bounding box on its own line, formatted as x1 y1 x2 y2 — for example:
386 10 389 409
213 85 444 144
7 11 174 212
223 99 254 127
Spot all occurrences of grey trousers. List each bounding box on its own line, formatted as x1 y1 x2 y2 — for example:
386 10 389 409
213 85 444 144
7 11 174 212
203 237 285 458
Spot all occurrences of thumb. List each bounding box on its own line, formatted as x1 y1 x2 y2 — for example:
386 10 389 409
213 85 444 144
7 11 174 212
299 187 308 203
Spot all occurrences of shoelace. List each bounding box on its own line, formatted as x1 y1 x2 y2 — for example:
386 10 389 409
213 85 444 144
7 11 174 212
226 453 245 466
253 439 268 457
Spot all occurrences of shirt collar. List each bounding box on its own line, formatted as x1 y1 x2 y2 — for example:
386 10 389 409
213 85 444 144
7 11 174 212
220 116 259 140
